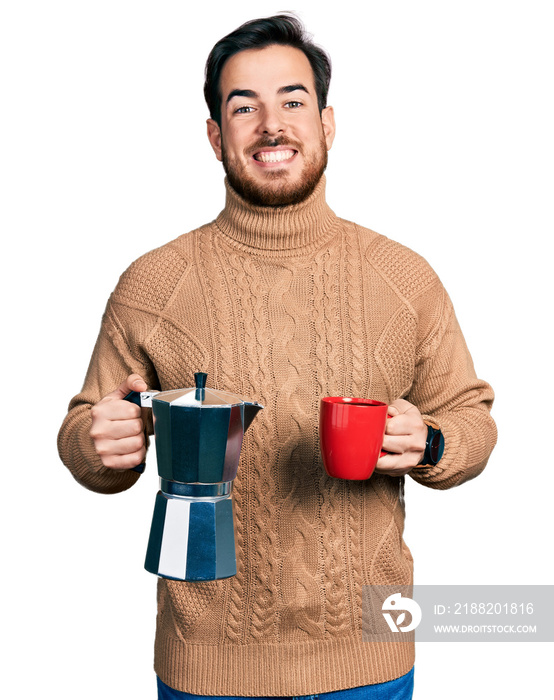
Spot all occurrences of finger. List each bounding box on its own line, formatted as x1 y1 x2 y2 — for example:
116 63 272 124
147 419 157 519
107 373 148 401
388 399 416 415
94 434 145 458
91 400 142 423
382 434 406 454
382 433 425 456
385 414 421 436
102 446 147 471
377 450 415 468
375 452 415 477
90 416 144 441
374 465 414 477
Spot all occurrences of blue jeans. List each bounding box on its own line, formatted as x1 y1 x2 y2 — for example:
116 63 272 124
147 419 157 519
157 667 414 700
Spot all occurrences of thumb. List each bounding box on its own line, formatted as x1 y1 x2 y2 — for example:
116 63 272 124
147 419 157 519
387 405 400 417
109 373 148 400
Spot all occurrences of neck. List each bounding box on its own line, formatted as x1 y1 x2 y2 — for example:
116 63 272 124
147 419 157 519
214 175 338 255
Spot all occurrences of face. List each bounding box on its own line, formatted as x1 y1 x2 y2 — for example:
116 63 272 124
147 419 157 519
207 44 335 207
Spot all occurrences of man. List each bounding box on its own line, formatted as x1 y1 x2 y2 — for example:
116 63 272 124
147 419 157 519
58 14 497 700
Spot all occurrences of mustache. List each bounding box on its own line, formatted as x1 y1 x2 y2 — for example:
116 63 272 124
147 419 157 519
247 135 302 156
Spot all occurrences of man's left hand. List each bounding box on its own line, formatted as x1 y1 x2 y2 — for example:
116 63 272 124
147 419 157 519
374 399 427 477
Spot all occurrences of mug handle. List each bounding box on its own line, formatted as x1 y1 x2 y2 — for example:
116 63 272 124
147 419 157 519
124 391 146 474
379 412 394 457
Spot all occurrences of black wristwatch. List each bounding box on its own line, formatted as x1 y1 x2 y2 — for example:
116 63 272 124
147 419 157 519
418 421 445 466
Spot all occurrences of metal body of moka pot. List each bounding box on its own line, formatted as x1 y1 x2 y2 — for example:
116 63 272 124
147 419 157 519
126 372 263 582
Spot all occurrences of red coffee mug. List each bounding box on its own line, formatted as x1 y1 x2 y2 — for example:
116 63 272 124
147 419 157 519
319 397 390 480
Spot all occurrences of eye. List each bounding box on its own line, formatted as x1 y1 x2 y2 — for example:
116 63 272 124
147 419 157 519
234 106 255 114
285 101 303 108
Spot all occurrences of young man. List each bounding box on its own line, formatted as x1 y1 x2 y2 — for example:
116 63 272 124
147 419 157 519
58 15 496 700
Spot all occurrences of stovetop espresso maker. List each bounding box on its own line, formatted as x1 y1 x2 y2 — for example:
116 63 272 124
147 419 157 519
126 372 263 582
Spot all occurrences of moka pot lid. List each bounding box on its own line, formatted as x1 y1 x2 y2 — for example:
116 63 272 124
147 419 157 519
150 372 254 408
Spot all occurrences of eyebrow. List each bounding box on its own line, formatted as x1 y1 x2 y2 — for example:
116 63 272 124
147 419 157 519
226 84 310 104
226 89 258 104
278 84 310 96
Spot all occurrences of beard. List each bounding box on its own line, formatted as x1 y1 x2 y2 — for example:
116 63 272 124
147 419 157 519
221 134 328 207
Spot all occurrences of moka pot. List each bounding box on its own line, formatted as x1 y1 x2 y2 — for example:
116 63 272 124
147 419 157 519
125 372 263 581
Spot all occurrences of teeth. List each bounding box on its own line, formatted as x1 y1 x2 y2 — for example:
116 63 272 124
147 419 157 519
254 149 295 163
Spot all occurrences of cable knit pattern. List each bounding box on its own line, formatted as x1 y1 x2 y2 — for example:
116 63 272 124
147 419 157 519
144 319 208 389
227 249 280 642
114 244 188 312
367 236 438 302
345 227 368 396
58 176 496 695
375 306 417 401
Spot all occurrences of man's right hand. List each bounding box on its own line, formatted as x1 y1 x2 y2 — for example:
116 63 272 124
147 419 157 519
89 373 148 470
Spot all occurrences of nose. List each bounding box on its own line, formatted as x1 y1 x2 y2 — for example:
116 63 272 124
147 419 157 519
258 107 285 137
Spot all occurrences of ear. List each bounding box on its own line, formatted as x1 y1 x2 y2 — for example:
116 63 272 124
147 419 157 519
321 106 336 151
206 119 223 161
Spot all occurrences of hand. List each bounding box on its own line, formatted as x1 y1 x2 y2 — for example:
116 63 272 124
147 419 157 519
374 399 427 477
89 373 148 470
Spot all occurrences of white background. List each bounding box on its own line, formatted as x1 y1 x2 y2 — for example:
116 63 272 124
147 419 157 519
1 1 552 698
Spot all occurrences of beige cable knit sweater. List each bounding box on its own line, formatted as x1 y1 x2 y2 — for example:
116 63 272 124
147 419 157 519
58 176 496 695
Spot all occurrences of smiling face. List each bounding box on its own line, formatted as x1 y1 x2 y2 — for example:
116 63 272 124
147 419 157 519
207 44 335 206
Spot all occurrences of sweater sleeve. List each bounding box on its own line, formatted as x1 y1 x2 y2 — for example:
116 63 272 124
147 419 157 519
407 284 497 489
57 298 157 494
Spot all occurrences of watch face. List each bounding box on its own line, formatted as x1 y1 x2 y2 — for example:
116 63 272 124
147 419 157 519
429 431 445 464
430 433 440 463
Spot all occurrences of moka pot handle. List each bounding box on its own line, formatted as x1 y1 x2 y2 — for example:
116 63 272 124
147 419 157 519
123 390 157 473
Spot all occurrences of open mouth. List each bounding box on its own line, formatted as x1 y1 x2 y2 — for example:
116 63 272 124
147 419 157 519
252 149 297 163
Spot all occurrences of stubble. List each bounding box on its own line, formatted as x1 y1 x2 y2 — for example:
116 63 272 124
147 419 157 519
221 134 328 207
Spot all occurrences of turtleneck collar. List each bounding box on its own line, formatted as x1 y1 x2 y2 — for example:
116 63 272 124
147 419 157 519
214 175 338 255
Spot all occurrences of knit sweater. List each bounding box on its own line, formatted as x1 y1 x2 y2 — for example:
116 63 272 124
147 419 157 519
58 176 497 695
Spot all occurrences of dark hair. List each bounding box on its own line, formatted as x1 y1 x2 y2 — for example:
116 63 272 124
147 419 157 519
204 14 332 126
